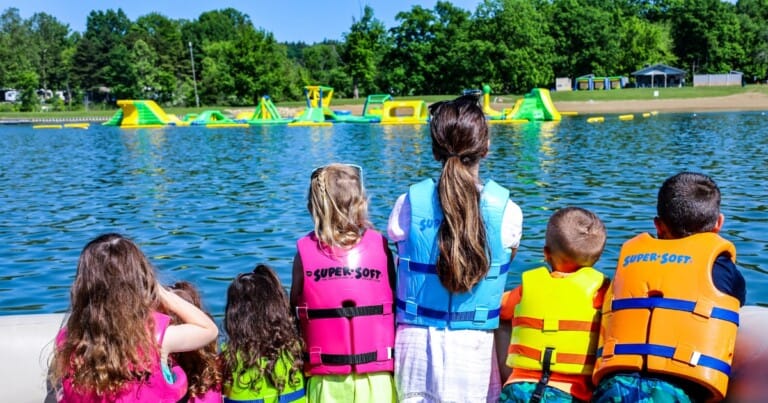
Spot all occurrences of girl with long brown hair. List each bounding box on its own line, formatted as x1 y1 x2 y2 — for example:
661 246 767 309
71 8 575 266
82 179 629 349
220 264 306 402
388 95 523 402
50 233 218 402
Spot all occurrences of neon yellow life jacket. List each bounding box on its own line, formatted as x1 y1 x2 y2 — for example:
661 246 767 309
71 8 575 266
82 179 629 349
507 266 604 376
224 349 306 403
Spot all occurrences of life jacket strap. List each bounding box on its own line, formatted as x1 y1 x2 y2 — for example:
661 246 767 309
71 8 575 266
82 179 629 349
530 347 554 403
298 303 391 320
306 347 393 366
395 298 500 324
224 387 306 403
611 297 739 325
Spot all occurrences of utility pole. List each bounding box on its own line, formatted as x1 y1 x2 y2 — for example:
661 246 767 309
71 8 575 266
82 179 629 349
189 41 200 108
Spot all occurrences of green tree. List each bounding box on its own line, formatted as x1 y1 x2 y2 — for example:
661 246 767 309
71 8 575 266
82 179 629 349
380 5 436 95
549 0 625 78
129 13 186 104
29 13 70 93
471 0 556 92
343 5 387 98
736 0 768 81
668 0 745 74
0 8 35 89
302 41 351 97
71 9 137 101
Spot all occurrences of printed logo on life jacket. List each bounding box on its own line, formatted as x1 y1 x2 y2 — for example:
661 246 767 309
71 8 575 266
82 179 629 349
419 218 442 232
622 252 692 268
306 267 383 282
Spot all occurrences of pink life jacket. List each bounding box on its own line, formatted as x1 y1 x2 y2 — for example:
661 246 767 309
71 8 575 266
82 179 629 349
57 312 188 402
296 229 395 375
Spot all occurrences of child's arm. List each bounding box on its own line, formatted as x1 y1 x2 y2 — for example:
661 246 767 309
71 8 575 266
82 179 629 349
159 285 218 354
495 287 522 382
289 253 304 312
383 236 397 292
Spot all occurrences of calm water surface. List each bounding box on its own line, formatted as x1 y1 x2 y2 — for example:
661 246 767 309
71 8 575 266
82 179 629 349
1 111 766 316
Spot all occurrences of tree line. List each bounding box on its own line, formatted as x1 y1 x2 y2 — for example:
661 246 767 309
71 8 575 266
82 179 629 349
0 0 766 111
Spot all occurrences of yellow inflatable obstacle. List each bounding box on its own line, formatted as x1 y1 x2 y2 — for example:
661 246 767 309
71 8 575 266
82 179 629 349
379 100 428 125
103 100 189 128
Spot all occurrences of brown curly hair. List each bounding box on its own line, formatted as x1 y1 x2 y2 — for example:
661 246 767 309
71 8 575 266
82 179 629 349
165 281 222 398
220 264 304 393
51 233 161 397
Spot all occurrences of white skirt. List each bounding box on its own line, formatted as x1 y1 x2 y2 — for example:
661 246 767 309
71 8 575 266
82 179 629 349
395 324 501 403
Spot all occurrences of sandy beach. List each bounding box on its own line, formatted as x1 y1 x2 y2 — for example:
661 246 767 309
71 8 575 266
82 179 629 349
552 92 768 114
288 91 768 117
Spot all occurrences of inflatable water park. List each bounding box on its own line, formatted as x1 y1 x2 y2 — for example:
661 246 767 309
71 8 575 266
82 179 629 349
100 84 573 129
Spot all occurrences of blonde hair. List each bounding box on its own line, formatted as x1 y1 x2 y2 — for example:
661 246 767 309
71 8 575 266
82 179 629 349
307 163 371 248
545 207 606 268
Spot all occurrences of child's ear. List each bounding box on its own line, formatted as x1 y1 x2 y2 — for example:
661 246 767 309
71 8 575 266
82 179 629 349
654 216 670 239
543 246 551 264
712 213 725 233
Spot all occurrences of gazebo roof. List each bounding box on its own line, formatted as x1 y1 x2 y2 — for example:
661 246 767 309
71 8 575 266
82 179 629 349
631 63 686 76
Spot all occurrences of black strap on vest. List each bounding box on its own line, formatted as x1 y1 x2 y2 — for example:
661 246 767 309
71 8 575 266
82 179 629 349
529 347 554 403
305 351 379 365
305 304 384 319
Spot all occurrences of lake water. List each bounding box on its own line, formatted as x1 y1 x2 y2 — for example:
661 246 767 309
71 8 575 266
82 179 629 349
1 111 766 317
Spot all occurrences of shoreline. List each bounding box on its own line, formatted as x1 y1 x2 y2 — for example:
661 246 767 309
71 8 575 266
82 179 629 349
552 92 768 114
321 92 768 117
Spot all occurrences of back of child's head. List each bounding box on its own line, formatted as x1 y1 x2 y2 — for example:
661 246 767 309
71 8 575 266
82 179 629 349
657 172 721 238
53 233 161 395
546 207 607 269
307 163 370 248
221 264 303 392
428 95 490 293
166 281 221 398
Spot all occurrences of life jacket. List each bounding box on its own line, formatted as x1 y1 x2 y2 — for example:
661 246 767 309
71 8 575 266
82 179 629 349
224 349 306 403
395 178 512 330
296 229 394 375
593 232 739 401
507 267 604 376
58 312 188 402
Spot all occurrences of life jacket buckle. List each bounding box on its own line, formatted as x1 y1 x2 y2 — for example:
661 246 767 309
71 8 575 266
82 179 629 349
405 300 418 317
473 307 489 324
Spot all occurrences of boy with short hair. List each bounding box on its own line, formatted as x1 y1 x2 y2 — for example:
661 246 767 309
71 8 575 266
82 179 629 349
497 206 609 402
592 172 746 402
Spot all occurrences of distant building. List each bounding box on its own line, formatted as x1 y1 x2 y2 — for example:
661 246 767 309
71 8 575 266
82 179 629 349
693 71 743 87
1 89 18 103
555 77 572 91
574 74 628 90
631 64 686 88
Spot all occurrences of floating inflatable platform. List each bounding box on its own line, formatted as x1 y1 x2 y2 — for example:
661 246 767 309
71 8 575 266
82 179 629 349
103 100 189 128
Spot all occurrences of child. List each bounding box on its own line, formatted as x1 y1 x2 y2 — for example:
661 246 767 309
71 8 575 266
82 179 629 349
165 281 222 402
290 163 397 402
497 207 608 402
388 95 523 402
592 172 747 402
220 264 306 402
50 233 219 402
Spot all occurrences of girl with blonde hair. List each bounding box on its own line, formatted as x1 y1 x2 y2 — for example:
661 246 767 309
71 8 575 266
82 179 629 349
291 163 397 402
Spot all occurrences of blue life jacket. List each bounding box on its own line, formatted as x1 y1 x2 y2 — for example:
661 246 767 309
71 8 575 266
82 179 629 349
395 178 512 330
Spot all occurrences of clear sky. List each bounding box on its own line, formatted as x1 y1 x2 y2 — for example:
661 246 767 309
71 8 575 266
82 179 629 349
3 0 484 43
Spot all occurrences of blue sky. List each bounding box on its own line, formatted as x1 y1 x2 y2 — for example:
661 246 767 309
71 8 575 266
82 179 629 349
3 0 484 43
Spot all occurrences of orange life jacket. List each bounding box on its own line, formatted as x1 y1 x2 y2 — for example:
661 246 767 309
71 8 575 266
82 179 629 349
593 232 739 401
